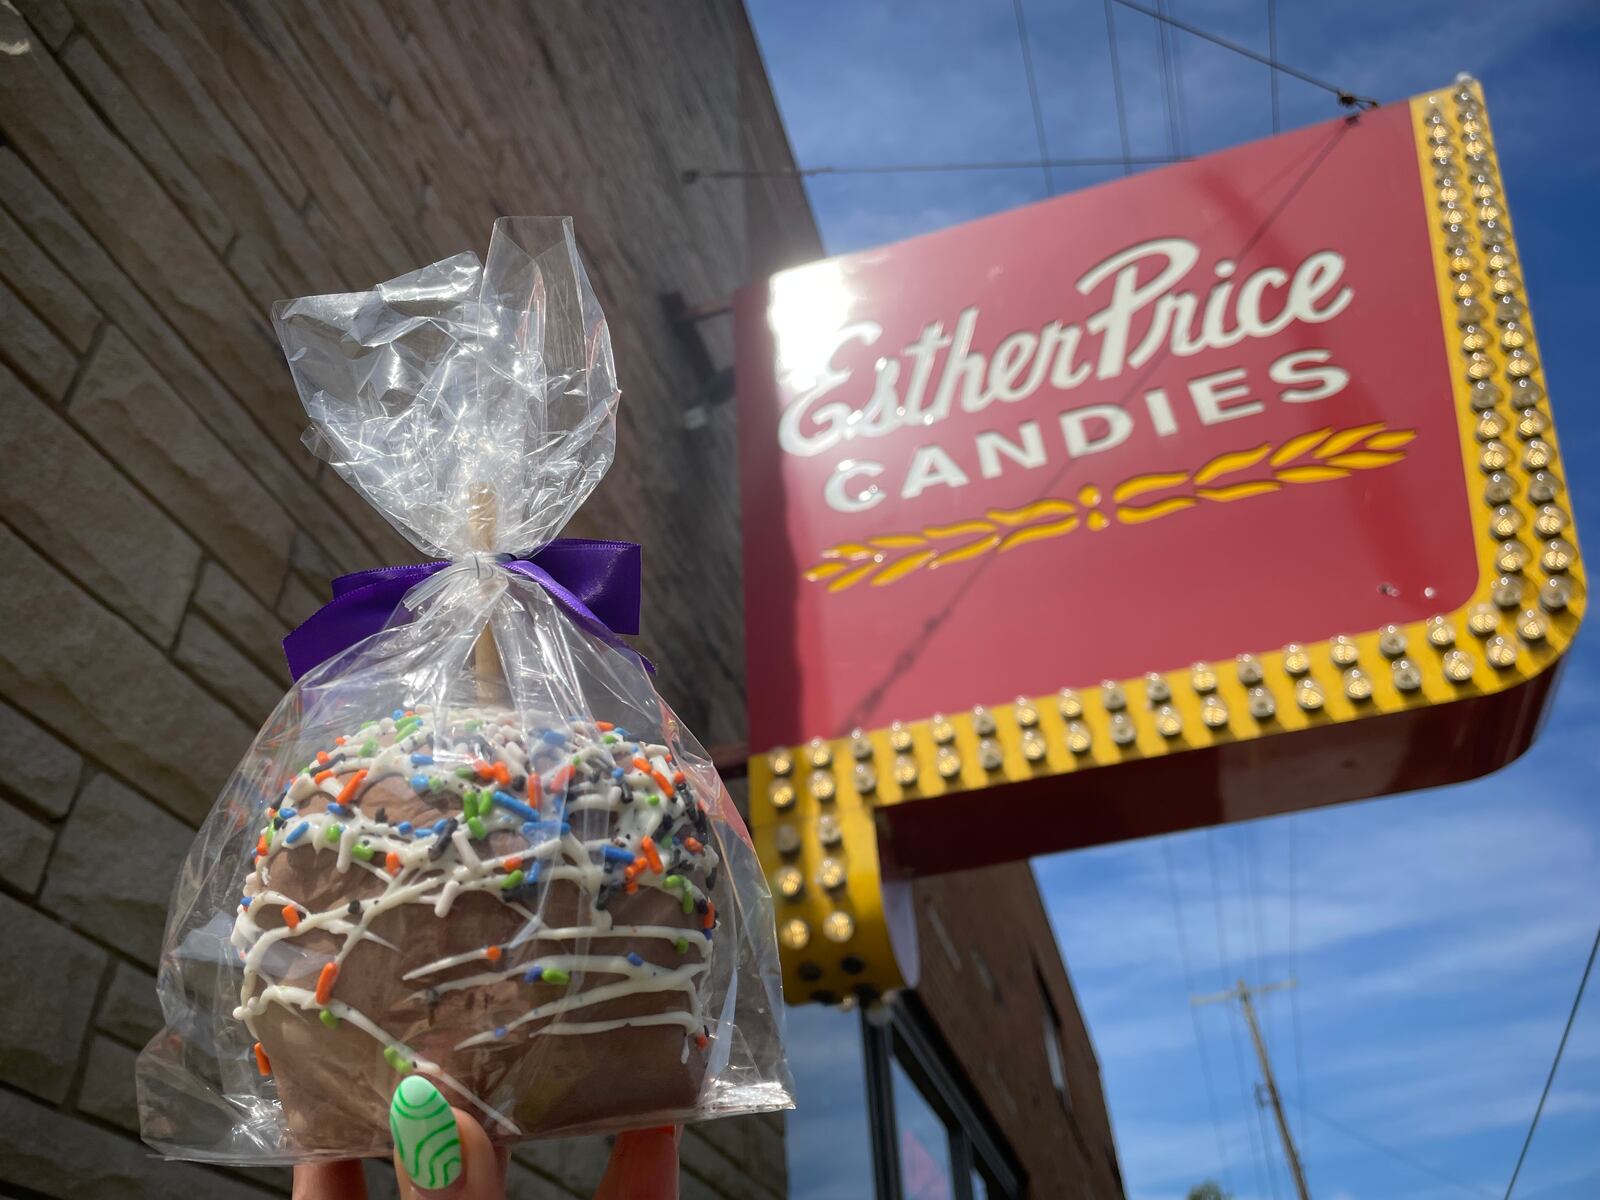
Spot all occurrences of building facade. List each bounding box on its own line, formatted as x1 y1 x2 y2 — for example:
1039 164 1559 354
0 1 1119 1197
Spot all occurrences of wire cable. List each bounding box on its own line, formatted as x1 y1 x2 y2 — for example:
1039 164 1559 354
1287 820 1309 1182
1011 0 1055 196
1305 1106 1495 1198
1243 825 1282 1200
1156 0 1191 157
1110 0 1377 109
1503 919 1600 1198
1207 832 1274 1200
680 154 1179 183
1267 0 1282 132
1101 0 1134 175
1163 839 1238 1198
1151 0 1182 160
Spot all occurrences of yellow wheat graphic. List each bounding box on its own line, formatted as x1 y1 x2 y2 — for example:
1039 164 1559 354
804 423 1417 592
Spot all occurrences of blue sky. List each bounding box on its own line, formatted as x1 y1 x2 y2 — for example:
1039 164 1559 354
744 2 1600 1198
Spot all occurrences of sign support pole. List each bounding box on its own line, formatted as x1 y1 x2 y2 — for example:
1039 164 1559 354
1195 979 1311 1200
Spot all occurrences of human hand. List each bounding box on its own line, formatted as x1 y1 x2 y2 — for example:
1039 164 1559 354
290 1076 680 1200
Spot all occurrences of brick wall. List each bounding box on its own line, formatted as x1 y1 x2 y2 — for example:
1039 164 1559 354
0 1 815 1197
914 865 1125 1197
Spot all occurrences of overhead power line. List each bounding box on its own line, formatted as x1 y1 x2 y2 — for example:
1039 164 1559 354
1011 0 1055 196
1287 821 1309 1180
1163 841 1238 1197
1503 919 1600 1198
680 154 1179 183
1110 0 1378 110
1266 0 1282 132
1207 833 1275 1200
1152 0 1182 159
1101 0 1134 174
1304 1106 1495 1198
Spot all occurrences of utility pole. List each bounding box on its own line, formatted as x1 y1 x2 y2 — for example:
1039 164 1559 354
1194 978 1311 1200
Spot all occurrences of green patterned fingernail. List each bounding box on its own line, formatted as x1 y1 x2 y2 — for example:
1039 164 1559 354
389 1075 462 1192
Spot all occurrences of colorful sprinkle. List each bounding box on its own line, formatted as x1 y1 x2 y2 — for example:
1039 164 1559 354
626 951 644 967
410 754 433 766
410 774 429 792
314 769 334 784
540 967 570 985
383 1046 410 1073
674 937 689 954
385 851 402 875
491 790 538 821
253 1041 271 1075
640 836 663 874
500 869 525 890
315 962 339 1004
396 821 414 836
282 906 301 931
325 822 342 843
683 836 703 855
602 845 634 865
493 1026 507 1039
319 1008 339 1029
351 841 375 862
484 945 503 963
285 820 310 845
466 816 487 839
239 896 252 909
335 769 368 806
327 802 350 817
693 1033 709 1049
523 965 544 983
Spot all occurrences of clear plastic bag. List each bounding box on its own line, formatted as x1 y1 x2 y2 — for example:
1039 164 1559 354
136 218 791 1163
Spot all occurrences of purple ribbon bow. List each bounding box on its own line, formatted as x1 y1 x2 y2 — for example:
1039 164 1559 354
282 538 647 681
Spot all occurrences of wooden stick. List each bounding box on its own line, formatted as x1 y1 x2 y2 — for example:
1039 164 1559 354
467 483 503 702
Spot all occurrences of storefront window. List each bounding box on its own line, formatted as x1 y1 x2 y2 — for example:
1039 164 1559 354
785 1002 876 1200
892 1058 954 1200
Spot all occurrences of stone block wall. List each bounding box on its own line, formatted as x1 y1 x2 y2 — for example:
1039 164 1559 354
0 1 816 1196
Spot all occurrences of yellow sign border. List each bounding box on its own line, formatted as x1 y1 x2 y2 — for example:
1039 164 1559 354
751 80 1585 1005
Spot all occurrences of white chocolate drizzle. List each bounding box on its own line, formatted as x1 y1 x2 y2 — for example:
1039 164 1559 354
230 706 723 1134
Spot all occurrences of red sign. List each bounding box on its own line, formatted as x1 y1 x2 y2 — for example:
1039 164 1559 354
739 102 1481 750
740 80 1584 1000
